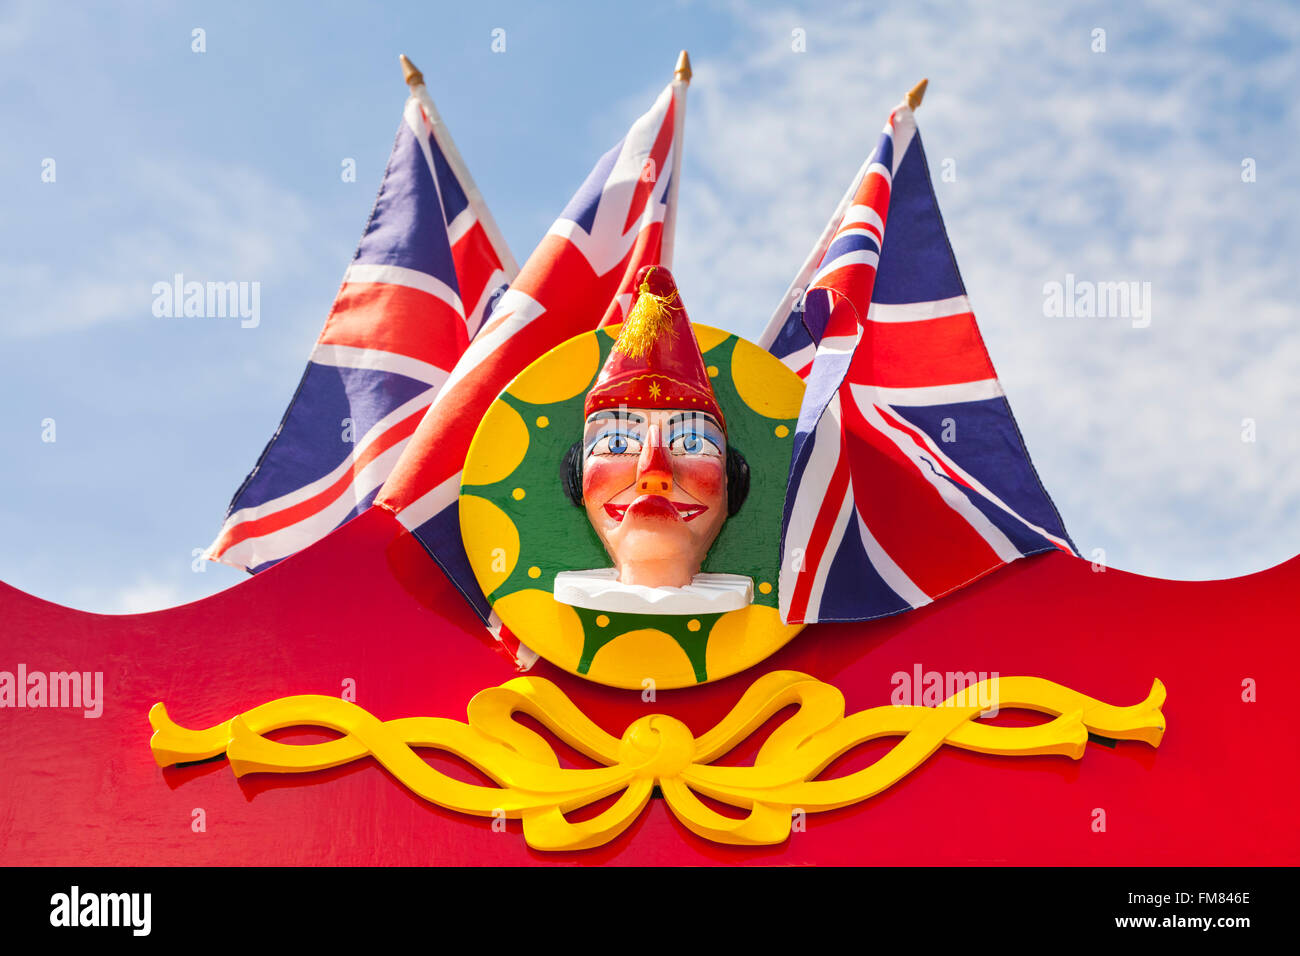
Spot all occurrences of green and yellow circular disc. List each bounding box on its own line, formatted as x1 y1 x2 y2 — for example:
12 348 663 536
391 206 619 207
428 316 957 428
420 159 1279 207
459 324 806 689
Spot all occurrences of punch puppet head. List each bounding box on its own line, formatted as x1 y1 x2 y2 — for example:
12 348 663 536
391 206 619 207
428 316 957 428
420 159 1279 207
561 266 749 588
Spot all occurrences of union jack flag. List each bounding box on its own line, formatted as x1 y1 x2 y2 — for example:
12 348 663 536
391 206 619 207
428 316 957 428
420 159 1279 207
208 93 516 572
376 78 686 625
770 101 1075 625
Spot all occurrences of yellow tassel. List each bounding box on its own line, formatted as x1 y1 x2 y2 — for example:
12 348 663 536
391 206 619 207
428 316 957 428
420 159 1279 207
614 272 679 358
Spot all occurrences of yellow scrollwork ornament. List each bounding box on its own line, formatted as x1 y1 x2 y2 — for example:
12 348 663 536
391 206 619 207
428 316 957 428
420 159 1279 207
150 671 1165 851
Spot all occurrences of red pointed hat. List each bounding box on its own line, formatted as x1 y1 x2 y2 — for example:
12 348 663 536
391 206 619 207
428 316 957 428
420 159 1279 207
584 266 724 429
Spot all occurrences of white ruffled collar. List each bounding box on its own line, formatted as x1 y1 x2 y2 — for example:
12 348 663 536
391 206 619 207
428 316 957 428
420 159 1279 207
552 568 754 615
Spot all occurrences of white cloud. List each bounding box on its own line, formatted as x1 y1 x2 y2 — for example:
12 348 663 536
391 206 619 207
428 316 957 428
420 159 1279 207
2 159 323 338
0 0 37 54
51 566 245 616
109 576 188 615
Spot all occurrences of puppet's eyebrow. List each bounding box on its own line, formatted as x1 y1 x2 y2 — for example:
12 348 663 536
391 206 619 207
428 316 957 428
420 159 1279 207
585 411 646 424
666 412 722 430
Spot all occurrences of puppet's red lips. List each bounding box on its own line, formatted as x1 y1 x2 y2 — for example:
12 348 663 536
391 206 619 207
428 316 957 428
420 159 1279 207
673 502 707 522
605 498 707 522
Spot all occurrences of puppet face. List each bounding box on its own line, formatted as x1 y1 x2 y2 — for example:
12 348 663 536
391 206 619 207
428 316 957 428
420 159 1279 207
581 407 728 588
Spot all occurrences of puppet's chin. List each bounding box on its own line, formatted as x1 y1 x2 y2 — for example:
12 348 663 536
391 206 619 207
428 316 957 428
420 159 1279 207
602 497 701 588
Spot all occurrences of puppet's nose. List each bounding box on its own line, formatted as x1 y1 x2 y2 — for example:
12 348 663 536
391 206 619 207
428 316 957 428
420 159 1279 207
636 425 673 495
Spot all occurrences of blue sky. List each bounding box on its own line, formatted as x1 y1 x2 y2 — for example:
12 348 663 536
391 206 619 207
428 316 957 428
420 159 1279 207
1 0 1297 612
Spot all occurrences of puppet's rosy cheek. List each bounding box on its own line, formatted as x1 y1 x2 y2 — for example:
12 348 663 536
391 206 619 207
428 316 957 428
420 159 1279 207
675 458 725 505
583 457 633 502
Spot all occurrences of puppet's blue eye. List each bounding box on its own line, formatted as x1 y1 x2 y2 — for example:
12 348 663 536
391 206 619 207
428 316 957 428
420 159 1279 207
590 431 641 456
669 431 721 456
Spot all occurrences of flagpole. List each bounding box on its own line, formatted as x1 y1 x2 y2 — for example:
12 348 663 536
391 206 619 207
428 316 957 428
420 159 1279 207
757 79 928 351
659 50 691 269
399 54 520 279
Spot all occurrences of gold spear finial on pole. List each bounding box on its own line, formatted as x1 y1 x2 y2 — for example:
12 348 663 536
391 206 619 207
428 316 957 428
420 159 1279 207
661 50 691 267
674 50 692 84
399 53 425 88
906 77 928 110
